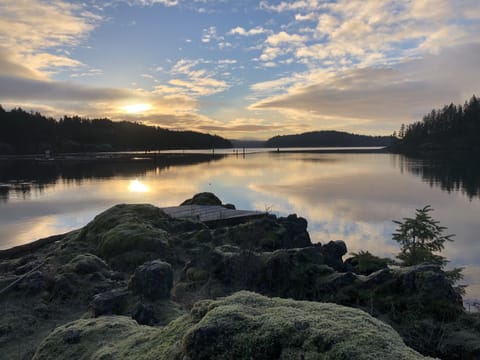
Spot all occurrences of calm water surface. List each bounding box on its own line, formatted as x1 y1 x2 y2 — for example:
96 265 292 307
1 151 479 301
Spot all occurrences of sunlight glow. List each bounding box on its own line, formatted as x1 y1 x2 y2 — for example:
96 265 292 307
120 103 152 114
128 179 150 193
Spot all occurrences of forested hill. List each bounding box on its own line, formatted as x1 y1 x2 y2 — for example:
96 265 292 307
391 95 480 153
0 107 232 154
265 131 393 148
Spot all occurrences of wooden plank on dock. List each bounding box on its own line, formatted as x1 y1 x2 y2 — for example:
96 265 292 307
160 205 266 224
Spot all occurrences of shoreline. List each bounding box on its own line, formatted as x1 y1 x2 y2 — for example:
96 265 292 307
0 146 388 162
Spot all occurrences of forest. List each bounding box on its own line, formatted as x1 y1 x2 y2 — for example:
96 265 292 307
0 107 232 154
392 95 480 153
265 130 393 148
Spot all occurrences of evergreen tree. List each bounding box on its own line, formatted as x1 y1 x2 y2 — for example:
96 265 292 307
392 205 465 295
393 205 453 266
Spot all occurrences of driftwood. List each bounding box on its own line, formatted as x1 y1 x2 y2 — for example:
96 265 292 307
0 261 44 295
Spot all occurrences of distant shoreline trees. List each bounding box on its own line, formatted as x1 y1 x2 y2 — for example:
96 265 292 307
391 95 480 154
0 107 232 154
265 130 393 148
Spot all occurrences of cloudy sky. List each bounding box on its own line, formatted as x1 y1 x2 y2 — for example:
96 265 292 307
1 0 480 139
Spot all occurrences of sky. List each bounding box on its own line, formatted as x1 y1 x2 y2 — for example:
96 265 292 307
1 0 480 140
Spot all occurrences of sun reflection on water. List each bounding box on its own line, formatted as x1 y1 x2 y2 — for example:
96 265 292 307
128 179 149 193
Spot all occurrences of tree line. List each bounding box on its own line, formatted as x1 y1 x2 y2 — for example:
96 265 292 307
0 107 232 154
392 95 480 153
265 130 393 148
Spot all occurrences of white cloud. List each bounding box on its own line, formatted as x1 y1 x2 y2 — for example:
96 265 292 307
266 31 306 46
260 0 321 12
259 47 283 61
0 0 101 75
168 77 228 96
70 69 103 78
316 14 340 36
122 0 180 6
202 26 218 43
156 58 231 97
228 26 267 36
218 59 237 65
295 13 316 21
250 43 480 132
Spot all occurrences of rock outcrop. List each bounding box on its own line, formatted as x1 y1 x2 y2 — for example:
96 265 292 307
0 193 479 360
33 291 430 360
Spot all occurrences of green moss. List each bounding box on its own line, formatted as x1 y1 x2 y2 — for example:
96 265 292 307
32 316 155 360
98 223 170 257
185 267 210 283
213 217 289 251
178 291 430 360
76 205 177 270
33 292 430 360
180 192 222 206
346 250 392 275
80 204 170 243
62 253 109 274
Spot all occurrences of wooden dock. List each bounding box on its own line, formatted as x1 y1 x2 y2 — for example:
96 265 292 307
160 205 266 226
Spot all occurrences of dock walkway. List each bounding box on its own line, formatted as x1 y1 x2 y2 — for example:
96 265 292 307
160 205 266 226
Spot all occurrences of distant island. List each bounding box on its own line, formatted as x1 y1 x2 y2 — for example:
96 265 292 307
0 107 232 155
265 131 393 148
390 95 480 154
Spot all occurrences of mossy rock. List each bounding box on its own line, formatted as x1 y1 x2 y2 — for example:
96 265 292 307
32 316 155 360
62 253 109 275
33 291 431 360
98 223 173 271
212 217 291 251
80 204 171 243
180 192 222 206
129 260 173 300
179 291 430 359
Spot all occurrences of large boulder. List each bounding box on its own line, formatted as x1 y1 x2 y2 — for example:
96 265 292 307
33 291 430 360
79 204 175 271
320 240 347 271
89 288 129 317
129 260 173 300
278 213 311 248
212 214 312 251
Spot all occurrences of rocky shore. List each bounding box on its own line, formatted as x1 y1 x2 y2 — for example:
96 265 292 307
0 193 479 359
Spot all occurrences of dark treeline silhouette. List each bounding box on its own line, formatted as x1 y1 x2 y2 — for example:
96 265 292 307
0 106 232 154
265 130 393 148
392 95 480 153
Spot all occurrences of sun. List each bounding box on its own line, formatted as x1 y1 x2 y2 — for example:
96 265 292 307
120 103 152 114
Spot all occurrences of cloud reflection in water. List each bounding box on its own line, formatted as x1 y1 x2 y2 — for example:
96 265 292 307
1 152 479 301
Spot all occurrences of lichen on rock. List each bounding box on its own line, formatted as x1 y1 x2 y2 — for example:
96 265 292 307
33 291 431 360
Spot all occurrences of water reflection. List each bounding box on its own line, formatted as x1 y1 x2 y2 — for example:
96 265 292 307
128 179 150 193
0 151 479 302
394 154 480 200
0 154 223 202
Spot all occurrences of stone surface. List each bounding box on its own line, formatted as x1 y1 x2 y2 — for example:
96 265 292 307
129 260 173 300
89 288 129 317
131 302 157 325
64 253 109 274
33 292 431 360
